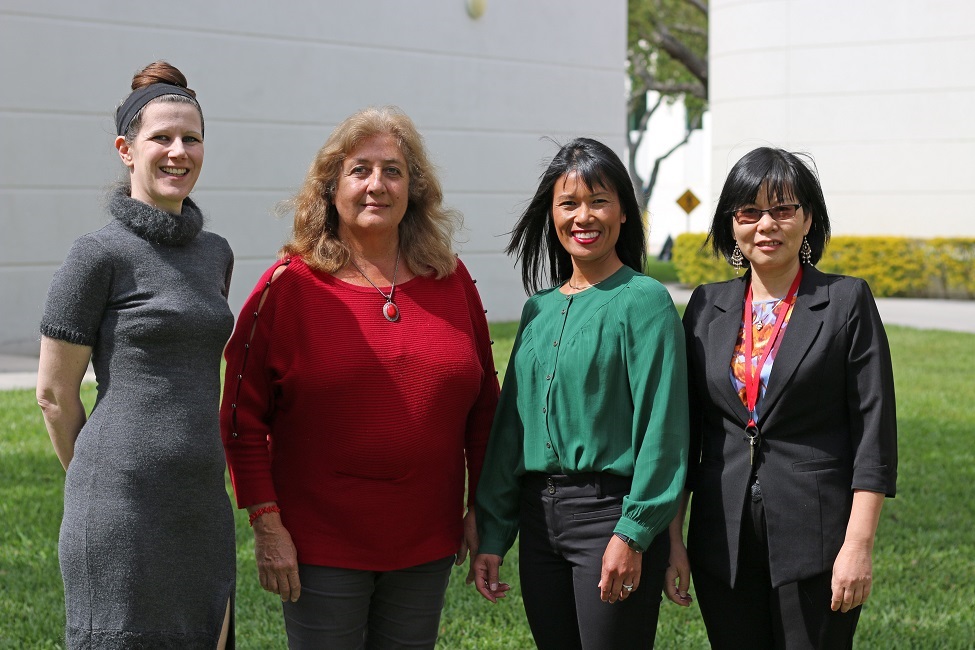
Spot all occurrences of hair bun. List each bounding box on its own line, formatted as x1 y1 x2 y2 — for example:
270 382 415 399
130 60 196 98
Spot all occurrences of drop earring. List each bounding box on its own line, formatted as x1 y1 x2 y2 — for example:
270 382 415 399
800 236 812 265
731 243 744 274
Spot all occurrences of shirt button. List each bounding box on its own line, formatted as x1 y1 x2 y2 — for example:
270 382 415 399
546 374 552 380
553 341 558 346
546 442 552 449
542 407 546 414
561 309 566 314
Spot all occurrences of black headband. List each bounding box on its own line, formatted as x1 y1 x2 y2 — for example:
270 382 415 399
115 83 200 136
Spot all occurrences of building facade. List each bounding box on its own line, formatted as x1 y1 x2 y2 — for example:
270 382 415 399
709 0 975 237
0 1 627 354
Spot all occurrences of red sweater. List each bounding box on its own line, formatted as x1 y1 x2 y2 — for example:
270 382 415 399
221 256 499 571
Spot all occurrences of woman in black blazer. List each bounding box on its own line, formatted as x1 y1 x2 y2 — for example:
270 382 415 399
665 148 897 649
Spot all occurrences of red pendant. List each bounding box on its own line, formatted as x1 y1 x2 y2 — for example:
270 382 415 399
383 301 399 322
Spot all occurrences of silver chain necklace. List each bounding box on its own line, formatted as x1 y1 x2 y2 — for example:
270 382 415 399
567 280 601 291
349 249 400 322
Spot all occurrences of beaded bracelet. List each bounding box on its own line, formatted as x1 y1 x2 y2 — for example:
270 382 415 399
248 504 281 527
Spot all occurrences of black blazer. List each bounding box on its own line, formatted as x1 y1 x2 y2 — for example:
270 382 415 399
682 266 897 588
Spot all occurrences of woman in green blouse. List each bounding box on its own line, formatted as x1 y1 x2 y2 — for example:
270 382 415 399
472 138 689 648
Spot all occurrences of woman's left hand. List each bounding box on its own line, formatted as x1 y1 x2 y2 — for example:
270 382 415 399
457 509 478 583
599 535 642 603
831 490 884 612
830 539 873 612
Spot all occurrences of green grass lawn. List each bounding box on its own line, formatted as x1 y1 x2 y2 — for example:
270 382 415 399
645 259 679 284
1 323 973 648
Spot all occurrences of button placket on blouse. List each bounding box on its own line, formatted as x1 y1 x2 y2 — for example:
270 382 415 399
542 294 572 464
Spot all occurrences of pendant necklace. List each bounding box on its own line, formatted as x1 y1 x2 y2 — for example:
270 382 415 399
349 249 400 322
752 299 782 330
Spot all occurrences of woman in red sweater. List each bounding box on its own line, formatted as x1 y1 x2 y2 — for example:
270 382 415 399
221 106 499 649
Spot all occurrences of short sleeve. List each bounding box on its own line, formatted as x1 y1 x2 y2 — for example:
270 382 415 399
39 235 114 346
207 231 234 298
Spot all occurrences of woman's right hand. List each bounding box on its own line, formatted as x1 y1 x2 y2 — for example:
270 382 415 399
471 553 510 603
250 505 301 602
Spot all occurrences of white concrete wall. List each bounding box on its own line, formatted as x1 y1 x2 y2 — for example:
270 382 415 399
634 98 712 255
0 1 627 353
709 0 975 237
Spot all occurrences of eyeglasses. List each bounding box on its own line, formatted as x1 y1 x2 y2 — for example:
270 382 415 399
733 204 802 225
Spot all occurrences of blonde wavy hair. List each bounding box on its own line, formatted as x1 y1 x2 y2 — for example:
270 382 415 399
279 106 460 278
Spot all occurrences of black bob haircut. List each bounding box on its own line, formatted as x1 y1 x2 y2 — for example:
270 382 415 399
708 147 831 267
506 137 646 295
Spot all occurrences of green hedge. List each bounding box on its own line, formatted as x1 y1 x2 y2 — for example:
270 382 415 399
672 233 737 287
673 234 975 298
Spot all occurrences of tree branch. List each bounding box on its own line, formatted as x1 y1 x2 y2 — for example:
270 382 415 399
652 26 708 92
647 81 707 98
670 24 707 38
685 0 708 17
627 94 665 199
627 0 709 208
643 125 695 204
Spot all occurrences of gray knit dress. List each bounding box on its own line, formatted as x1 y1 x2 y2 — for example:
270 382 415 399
40 189 236 649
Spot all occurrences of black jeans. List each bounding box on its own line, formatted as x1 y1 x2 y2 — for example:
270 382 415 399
518 472 670 650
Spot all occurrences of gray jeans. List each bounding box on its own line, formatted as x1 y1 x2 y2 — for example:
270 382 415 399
281 556 454 650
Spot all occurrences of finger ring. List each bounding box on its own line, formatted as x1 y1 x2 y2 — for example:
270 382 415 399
622 583 634 592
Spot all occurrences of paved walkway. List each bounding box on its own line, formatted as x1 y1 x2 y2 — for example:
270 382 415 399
2 287 972 391
665 286 975 334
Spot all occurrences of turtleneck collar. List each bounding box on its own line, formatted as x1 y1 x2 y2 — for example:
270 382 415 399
108 186 204 247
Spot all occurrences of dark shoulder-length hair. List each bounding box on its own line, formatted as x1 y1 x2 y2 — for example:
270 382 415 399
507 137 646 295
708 147 831 267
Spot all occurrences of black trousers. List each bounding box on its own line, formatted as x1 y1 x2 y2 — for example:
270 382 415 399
518 472 670 650
693 479 861 650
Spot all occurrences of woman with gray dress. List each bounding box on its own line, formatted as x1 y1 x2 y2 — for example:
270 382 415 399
36 61 235 649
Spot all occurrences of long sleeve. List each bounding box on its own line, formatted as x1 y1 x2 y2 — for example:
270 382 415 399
614 281 690 549
456 261 501 506
682 285 707 493
220 261 286 507
475 300 535 557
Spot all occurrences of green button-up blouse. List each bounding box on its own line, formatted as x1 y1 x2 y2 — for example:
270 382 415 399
476 266 689 556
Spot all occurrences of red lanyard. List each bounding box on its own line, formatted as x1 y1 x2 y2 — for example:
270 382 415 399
743 268 803 429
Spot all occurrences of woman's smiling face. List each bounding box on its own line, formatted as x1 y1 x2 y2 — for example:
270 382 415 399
732 184 811 275
115 100 204 214
551 171 625 268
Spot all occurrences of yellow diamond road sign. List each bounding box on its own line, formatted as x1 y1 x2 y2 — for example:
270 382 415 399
677 189 700 214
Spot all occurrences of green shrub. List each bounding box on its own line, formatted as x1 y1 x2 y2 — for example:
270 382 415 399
672 233 736 287
927 238 975 298
673 234 975 298
817 237 927 297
